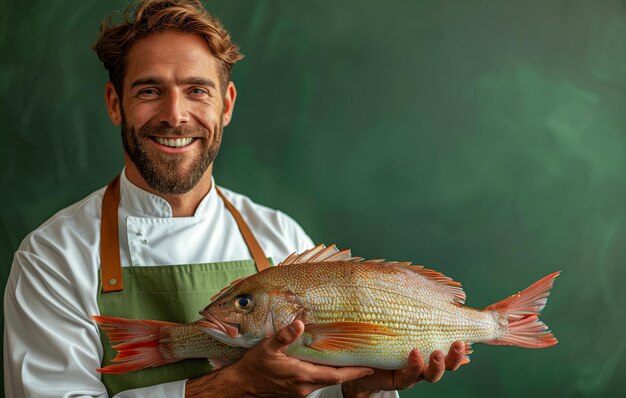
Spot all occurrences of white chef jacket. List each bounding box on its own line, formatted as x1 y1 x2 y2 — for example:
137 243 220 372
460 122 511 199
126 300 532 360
4 170 398 398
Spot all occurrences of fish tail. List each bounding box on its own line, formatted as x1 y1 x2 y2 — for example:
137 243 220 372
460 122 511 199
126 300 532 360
483 271 560 349
92 315 181 374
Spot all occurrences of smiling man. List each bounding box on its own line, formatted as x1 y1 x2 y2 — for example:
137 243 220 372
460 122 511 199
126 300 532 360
3 1 464 397
108 31 232 216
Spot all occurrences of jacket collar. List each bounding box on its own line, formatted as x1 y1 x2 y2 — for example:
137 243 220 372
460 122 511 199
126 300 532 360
119 168 217 219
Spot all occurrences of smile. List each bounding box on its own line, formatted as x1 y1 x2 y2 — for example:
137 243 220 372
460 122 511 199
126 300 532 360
154 137 194 148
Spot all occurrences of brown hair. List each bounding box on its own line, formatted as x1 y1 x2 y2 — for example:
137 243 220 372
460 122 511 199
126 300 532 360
93 0 243 99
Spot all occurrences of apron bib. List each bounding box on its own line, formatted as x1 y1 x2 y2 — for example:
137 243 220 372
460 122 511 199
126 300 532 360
96 176 271 395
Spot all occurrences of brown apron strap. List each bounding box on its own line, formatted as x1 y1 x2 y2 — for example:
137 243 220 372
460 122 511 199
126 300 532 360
100 176 270 293
100 176 123 293
215 187 271 272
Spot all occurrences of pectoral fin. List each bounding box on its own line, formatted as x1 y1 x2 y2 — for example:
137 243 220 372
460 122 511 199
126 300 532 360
304 322 398 352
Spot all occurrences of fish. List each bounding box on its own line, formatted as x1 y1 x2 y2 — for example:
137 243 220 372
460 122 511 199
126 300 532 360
94 244 559 373
199 244 559 369
92 316 246 374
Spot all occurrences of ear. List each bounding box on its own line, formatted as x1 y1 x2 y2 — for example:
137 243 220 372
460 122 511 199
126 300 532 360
105 82 122 126
221 81 237 127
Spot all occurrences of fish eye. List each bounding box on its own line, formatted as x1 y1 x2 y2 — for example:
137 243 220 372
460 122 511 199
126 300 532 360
233 294 254 312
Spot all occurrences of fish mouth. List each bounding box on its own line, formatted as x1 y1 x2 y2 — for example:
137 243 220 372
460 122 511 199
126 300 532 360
197 310 258 348
199 310 240 338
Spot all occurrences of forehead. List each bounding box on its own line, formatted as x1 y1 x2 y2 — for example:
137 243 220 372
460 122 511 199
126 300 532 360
124 31 220 86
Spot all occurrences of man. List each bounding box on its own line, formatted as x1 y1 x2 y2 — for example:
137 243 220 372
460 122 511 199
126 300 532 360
4 1 465 397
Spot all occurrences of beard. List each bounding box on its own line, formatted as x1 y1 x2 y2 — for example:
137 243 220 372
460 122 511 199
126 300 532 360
121 117 223 195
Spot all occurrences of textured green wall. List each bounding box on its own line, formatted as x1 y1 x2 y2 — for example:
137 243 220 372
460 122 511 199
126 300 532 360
2 1 625 397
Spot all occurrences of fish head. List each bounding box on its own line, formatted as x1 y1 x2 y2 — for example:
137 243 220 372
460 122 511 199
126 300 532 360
199 275 303 348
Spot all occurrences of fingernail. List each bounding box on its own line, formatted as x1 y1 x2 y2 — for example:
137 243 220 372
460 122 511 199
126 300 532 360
288 323 297 334
434 352 443 362
454 345 464 354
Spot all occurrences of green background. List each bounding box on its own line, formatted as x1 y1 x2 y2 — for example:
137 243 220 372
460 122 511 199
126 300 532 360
2 0 625 396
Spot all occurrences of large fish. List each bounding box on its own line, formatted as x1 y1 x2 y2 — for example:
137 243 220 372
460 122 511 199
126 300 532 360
200 244 559 369
94 244 559 373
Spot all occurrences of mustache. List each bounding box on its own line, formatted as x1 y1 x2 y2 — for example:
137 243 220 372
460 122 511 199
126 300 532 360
137 124 210 138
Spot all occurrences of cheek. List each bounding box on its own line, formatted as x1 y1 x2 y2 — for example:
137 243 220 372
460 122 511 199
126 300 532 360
192 104 223 128
213 308 243 324
220 310 244 324
237 309 272 338
122 102 154 129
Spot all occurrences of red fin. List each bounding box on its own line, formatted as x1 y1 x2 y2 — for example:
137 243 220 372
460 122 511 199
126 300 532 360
92 315 180 374
484 272 560 349
305 322 398 352
308 245 341 262
279 244 329 265
324 249 360 262
278 245 365 266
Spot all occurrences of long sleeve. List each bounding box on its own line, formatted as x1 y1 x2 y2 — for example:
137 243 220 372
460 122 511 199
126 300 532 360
4 250 104 397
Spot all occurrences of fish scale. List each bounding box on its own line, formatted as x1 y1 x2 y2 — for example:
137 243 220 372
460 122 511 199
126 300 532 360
298 285 495 366
203 245 558 369
95 244 559 374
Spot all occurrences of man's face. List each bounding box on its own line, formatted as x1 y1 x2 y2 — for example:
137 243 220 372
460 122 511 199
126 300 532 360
107 31 235 195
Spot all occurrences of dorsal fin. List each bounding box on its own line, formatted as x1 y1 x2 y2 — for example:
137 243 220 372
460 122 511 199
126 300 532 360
279 244 327 265
278 244 365 266
362 260 413 266
309 245 342 262
278 244 466 305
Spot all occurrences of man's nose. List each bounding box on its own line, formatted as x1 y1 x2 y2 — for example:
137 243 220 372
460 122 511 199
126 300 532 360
159 91 190 127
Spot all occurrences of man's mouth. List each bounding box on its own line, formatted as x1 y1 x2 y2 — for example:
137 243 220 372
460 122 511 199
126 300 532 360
153 137 195 148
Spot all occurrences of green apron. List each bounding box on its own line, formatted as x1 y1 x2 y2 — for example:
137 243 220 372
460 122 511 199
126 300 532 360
96 176 272 395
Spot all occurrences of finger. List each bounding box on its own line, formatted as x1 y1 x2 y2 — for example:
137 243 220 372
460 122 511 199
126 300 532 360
395 348 426 388
422 350 445 383
444 341 466 371
266 320 304 352
306 365 374 386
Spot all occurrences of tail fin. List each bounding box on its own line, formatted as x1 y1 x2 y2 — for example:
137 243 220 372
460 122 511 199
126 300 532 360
484 272 560 349
92 315 180 374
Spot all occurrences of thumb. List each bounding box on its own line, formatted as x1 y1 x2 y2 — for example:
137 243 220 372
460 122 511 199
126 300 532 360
266 319 304 352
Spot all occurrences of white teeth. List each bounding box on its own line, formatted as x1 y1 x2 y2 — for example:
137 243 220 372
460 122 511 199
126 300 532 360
155 137 193 148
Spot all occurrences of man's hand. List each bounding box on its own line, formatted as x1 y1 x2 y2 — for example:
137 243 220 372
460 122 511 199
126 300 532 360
341 341 467 398
186 320 374 397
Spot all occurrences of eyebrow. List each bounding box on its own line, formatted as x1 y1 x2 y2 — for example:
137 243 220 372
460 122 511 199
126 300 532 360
130 77 217 89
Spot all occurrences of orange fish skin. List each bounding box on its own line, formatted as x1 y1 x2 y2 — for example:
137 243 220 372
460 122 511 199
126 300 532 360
203 256 558 370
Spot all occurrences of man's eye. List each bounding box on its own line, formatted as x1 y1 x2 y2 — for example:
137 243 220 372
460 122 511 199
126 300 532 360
138 89 159 97
189 88 209 96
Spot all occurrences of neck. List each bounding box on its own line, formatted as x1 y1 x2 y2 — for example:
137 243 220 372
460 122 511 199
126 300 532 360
124 156 214 217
